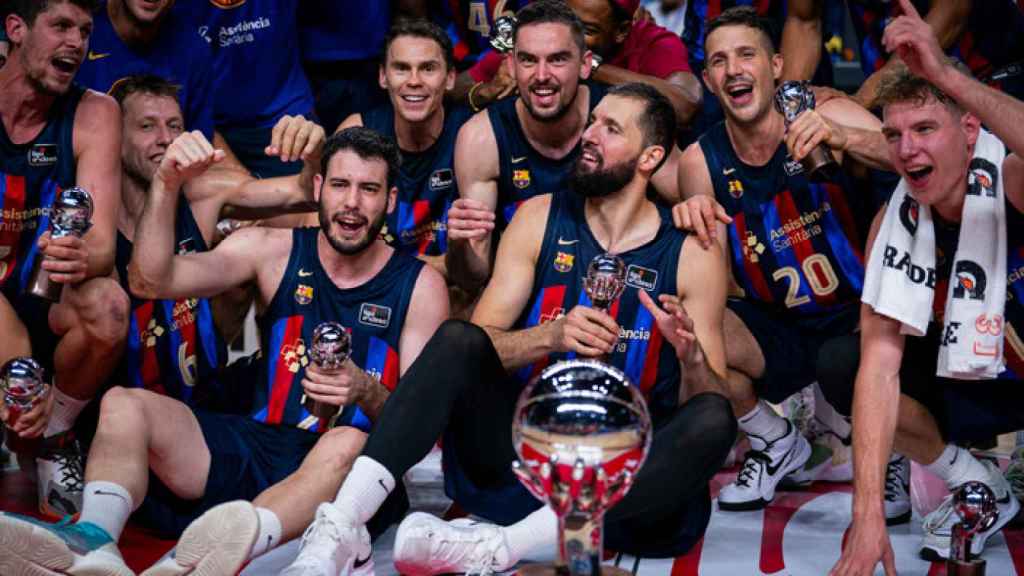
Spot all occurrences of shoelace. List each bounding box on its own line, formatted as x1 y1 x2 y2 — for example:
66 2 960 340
52 446 85 493
884 459 906 502
735 451 770 488
300 509 345 550
425 521 503 576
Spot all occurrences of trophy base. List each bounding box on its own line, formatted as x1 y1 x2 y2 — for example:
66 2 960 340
801 146 840 182
947 558 986 576
27 259 63 302
302 395 340 421
516 564 632 576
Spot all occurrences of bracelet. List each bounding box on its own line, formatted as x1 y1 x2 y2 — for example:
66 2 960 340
468 81 485 112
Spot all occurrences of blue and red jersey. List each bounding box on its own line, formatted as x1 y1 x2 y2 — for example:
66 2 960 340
254 228 423 433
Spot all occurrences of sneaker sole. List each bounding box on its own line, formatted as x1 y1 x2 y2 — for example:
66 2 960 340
0 514 134 576
885 510 911 526
140 501 258 576
720 436 813 512
718 497 771 512
393 512 445 576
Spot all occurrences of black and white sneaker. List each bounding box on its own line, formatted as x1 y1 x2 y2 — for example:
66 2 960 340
719 421 811 511
884 455 912 526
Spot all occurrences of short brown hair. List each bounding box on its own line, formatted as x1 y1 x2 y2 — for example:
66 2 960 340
9 0 99 26
876 61 970 115
705 6 776 55
109 74 181 107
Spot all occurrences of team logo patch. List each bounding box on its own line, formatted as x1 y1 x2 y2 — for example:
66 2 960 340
281 339 309 373
967 158 998 198
209 0 246 7
28 144 57 167
553 251 574 273
953 261 986 300
513 169 531 189
359 302 392 328
783 158 805 176
626 264 658 291
743 231 766 263
294 284 314 305
728 179 744 199
430 169 454 191
177 237 196 255
899 195 919 235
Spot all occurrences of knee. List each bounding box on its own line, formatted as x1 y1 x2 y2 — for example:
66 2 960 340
315 426 367 474
814 336 859 416
434 319 491 355
98 386 148 427
65 278 130 347
687 392 737 454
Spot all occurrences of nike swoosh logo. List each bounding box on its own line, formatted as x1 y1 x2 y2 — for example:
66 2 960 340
764 449 794 477
298 269 313 277
512 156 527 164
353 553 372 569
94 489 129 504
378 478 390 494
87 52 110 61
723 167 736 175
949 449 959 467
557 237 578 246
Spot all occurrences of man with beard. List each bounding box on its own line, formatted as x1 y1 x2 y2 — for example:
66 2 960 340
0 0 128 519
278 83 736 576
75 0 215 139
0 127 448 576
337 20 470 276
446 0 680 296
673 6 897 515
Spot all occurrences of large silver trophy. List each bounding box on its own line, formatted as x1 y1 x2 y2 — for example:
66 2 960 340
583 253 626 314
948 481 1000 576
512 360 652 576
28 186 94 301
301 321 352 421
1 357 48 454
773 81 839 180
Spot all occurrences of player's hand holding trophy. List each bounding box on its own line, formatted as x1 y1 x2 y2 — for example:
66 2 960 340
28 186 94 301
774 81 839 181
302 321 352 421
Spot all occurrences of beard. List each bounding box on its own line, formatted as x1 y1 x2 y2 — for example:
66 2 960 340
521 82 578 124
318 201 388 256
569 151 638 199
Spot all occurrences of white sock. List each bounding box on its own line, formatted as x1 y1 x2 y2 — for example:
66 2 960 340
737 400 790 452
78 481 133 541
925 445 993 493
44 388 90 438
332 456 395 525
249 507 283 559
502 505 557 564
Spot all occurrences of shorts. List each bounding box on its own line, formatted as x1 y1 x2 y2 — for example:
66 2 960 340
3 286 58 373
727 298 859 403
899 329 1024 444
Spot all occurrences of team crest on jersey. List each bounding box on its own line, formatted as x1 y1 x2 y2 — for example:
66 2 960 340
294 284 314 305
728 179 744 199
626 265 658 291
28 144 57 167
430 169 454 191
553 251 574 273
209 0 246 8
513 169 531 189
359 302 392 328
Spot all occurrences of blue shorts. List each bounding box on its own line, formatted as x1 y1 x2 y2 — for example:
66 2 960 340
727 298 860 403
3 286 58 372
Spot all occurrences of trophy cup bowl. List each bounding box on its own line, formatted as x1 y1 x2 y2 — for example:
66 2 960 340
302 321 352 421
512 360 652 576
773 81 839 180
28 186 94 301
948 481 999 576
583 253 626 314
490 15 517 53
1 357 48 455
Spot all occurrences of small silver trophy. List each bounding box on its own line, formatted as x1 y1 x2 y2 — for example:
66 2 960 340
490 15 517 53
773 81 839 180
948 481 999 576
27 186 94 301
1 357 48 454
583 253 626 313
302 321 352 421
512 360 652 576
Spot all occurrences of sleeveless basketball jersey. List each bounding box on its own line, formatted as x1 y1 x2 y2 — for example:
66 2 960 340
363 103 472 256
114 200 225 407
683 0 783 70
433 0 527 70
254 228 423 433
487 81 608 229
0 85 83 298
699 121 873 317
933 200 1024 380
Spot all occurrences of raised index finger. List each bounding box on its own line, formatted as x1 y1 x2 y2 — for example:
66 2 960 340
896 0 921 20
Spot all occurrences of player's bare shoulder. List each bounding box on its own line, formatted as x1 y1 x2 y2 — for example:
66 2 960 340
677 141 713 200
72 89 120 152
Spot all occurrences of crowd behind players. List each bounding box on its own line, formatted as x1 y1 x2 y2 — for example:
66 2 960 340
3 0 1024 575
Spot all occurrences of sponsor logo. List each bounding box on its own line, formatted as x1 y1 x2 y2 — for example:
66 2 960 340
217 16 270 47
723 167 736 175
743 231 766 263
614 326 652 352
430 169 454 191
881 245 937 288
899 195 919 235
967 158 998 198
976 314 1004 336
942 321 962 346
359 302 392 328
280 339 309 373
298 268 314 277
625 264 658 291
952 261 986 300
511 156 527 164
513 169 531 189
28 144 57 167
539 307 565 324
768 201 830 253
728 179 744 199
557 237 579 246
783 158 804 176
294 284 313 305
398 219 445 244
553 251 574 273
86 51 110 61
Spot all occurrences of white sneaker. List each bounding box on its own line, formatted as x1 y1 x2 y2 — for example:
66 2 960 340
281 503 373 576
884 455 912 526
919 460 1021 561
0 513 134 576
141 500 259 576
781 427 853 488
393 512 515 576
37 432 84 518
1005 448 1024 526
719 421 811 511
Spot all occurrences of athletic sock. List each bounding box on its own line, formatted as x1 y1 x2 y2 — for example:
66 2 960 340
737 400 791 453
249 507 283 560
331 456 395 525
44 388 90 438
925 444 994 494
502 505 557 564
78 481 133 542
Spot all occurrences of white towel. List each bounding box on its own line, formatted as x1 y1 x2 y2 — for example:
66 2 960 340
862 129 1007 379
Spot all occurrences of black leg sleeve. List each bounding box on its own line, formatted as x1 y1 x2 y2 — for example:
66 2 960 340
814 333 860 417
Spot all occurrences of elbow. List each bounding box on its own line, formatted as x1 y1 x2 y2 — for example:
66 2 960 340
127 264 162 300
